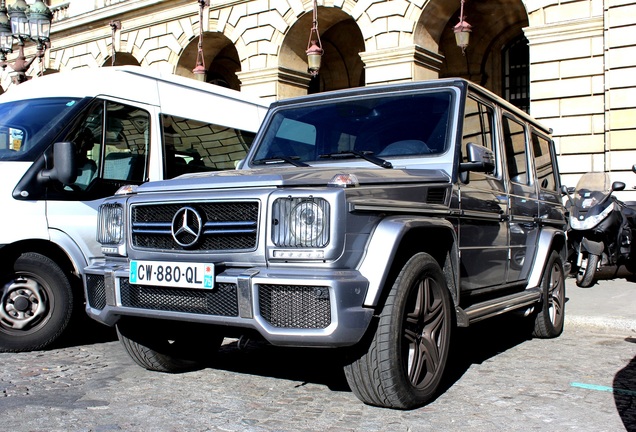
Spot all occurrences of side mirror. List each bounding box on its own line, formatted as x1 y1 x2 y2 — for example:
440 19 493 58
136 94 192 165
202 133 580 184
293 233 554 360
38 142 78 185
612 181 626 192
459 142 495 174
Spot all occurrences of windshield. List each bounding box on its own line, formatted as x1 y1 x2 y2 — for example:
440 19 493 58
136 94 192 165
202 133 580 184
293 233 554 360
0 98 84 162
574 172 612 209
251 90 453 166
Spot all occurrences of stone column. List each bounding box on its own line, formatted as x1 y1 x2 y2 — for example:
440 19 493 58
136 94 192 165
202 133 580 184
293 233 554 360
237 67 312 101
359 45 443 86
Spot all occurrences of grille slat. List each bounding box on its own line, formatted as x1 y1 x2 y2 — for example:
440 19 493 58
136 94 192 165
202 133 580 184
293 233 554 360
120 279 239 316
259 285 331 329
131 201 259 251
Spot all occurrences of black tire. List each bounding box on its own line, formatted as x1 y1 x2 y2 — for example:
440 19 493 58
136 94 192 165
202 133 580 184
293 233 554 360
576 253 599 288
116 319 223 373
343 253 452 409
533 251 566 338
0 252 74 352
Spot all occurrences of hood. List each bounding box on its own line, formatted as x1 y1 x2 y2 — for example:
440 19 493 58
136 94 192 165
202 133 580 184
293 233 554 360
136 166 451 193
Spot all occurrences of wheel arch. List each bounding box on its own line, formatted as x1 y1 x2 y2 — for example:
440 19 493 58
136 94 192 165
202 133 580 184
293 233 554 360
359 216 459 309
527 227 568 289
0 238 84 293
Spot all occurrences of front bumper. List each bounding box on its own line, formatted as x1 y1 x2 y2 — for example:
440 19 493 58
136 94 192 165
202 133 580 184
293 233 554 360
84 260 374 347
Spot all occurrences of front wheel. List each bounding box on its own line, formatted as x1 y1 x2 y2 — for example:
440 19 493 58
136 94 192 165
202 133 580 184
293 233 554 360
0 253 74 352
344 253 452 409
116 319 223 373
576 253 599 288
533 251 565 338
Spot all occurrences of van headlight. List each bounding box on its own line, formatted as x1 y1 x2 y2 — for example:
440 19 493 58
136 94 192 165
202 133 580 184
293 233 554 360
97 203 124 245
272 197 330 248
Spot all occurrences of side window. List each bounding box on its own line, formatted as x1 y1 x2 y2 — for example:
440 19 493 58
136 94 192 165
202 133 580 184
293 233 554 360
64 102 104 190
103 102 150 183
502 115 528 185
532 132 557 191
462 97 495 171
162 114 255 179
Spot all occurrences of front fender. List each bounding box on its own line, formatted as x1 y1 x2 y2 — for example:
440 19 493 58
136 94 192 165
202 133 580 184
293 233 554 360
358 216 457 307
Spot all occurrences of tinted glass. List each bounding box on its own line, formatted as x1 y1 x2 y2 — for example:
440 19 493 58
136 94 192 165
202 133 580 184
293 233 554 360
252 91 453 163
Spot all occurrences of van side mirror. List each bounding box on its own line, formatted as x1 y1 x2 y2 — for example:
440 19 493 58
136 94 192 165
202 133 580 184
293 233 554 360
38 142 78 185
459 142 495 174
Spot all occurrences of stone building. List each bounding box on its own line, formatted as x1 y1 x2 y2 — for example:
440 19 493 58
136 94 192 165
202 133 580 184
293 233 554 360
1 0 635 196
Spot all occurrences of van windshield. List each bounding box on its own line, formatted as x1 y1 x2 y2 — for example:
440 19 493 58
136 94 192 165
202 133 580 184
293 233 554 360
0 98 84 162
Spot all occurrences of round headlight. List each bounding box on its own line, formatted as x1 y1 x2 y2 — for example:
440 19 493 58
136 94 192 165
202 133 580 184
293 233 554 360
290 200 324 245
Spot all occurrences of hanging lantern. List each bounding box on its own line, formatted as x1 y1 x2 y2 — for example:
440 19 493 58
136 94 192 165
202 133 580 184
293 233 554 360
454 0 472 54
305 0 323 76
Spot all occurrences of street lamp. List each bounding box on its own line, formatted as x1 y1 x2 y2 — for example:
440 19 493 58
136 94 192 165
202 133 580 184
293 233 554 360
0 0 52 84
305 0 323 76
192 0 208 82
453 0 472 54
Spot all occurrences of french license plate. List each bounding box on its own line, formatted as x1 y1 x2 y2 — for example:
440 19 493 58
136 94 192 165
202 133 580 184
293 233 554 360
129 260 214 289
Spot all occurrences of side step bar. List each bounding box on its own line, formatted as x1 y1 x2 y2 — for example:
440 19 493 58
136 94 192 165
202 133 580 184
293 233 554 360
455 287 542 327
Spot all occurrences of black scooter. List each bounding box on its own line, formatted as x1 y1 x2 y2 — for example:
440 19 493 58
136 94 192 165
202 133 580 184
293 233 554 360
564 171 636 287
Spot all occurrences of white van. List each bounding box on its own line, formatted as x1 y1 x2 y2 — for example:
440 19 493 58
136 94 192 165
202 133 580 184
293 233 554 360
0 66 268 352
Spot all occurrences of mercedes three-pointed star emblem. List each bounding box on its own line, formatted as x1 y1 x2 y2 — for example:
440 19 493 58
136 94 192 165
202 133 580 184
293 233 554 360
171 207 202 247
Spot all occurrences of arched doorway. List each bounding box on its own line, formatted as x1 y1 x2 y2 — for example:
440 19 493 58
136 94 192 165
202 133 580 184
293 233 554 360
279 7 365 94
103 52 141 67
437 0 529 105
176 33 241 91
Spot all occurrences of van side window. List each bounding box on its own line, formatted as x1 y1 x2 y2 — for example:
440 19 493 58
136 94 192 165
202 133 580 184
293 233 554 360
162 114 255 179
462 97 495 172
502 115 528 184
103 102 150 183
532 132 557 191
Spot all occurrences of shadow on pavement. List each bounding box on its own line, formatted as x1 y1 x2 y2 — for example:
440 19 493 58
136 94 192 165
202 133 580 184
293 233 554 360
49 315 117 350
204 312 537 402
614 337 636 431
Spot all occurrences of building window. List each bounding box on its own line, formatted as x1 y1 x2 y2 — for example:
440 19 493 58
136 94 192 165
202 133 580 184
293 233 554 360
503 35 529 113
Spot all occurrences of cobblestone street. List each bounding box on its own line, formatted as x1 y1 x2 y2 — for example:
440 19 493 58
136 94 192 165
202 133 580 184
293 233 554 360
1 313 634 431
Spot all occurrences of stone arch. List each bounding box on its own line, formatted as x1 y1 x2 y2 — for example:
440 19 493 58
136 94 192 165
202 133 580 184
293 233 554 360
175 32 242 91
103 52 141 67
408 0 529 100
279 6 365 93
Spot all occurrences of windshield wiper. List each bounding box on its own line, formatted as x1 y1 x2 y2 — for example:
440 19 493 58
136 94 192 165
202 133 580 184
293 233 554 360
252 156 309 167
319 150 393 169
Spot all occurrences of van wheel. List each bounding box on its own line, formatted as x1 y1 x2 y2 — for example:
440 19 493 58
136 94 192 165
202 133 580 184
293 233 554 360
533 251 565 338
0 253 73 352
343 253 452 409
576 253 598 288
116 320 223 373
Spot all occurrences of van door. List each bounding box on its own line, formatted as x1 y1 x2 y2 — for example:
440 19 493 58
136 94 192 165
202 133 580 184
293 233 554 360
46 99 156 264
502 114 539 283
458 96 509 291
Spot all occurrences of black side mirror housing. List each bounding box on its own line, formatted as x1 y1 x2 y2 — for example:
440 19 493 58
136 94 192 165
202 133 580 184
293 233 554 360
459 142 496 174
38 142 78 185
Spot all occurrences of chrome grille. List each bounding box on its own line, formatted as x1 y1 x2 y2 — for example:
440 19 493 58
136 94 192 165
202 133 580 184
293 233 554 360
258 285 331 329
131 201 258 251
120 279 239 316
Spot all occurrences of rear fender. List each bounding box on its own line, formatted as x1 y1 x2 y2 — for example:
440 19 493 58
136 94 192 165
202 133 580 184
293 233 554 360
527 227 568 288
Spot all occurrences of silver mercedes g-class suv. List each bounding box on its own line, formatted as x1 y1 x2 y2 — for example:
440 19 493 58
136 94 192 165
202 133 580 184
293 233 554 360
85 78 567 409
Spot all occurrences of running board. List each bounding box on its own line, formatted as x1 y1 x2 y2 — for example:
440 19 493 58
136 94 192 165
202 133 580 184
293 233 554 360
455 287 542 327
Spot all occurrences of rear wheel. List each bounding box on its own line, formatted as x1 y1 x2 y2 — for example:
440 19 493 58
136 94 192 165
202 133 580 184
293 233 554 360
576 253 599 288
533 251 565 338
0 253 74 352
344 253 452 409
116 319 223 373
